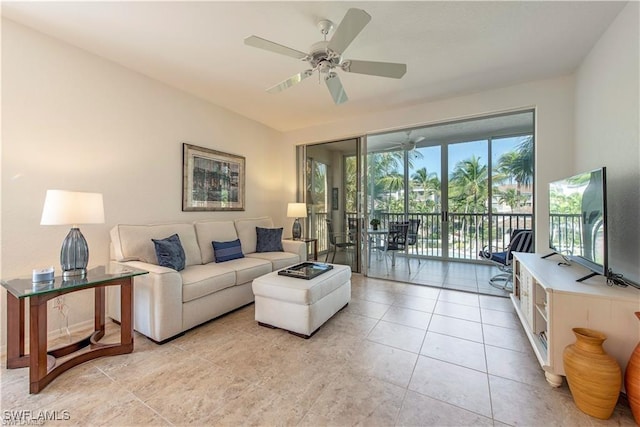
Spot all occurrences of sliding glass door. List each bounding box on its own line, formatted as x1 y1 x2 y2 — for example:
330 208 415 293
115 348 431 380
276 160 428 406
365 110 535 267
300 139 361 272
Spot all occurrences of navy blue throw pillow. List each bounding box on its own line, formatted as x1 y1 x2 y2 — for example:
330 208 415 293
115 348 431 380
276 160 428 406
213 239 244 262
152 234 186 271
256 227 284 253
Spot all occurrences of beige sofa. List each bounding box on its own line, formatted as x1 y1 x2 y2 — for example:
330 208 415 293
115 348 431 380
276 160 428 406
106 217 305 342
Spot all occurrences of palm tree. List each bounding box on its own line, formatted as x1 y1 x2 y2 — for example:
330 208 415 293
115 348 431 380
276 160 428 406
449 155 488 214
411 167 441 211
449 155 488 242
497 136 533 195
379 172 405 212
344 156 357 212
494 188 525 212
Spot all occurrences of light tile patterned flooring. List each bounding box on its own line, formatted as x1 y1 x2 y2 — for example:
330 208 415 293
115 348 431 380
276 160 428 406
1 275 635 426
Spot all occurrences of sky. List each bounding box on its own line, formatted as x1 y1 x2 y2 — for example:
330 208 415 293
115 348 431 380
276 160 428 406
409 135 527 180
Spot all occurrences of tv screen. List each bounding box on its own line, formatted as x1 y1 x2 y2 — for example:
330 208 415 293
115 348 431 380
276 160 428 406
548 167 607 277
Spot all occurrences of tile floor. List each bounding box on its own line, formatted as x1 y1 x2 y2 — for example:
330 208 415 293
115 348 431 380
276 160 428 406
1 275 635 426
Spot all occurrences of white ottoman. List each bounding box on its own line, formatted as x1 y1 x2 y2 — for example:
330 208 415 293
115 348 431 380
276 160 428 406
252 264 351 338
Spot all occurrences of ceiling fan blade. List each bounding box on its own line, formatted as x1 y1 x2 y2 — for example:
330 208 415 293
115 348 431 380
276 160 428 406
327 8 371 55
267 70 314 93
325 73 348 104
244 35 307 60
342 60 407 79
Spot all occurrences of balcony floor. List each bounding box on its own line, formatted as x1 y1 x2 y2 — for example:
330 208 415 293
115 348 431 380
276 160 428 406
326 249 510 297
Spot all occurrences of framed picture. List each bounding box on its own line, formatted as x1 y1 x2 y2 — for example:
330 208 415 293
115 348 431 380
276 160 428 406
182 143 245 211
332 188 339 210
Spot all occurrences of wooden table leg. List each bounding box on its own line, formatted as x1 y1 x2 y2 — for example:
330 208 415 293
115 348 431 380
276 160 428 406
29 296 48 394
6 293 28 368
94 287 106 341
120 279 133 348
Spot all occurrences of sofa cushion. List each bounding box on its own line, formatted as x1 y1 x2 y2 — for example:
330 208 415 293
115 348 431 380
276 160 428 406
256 227 284 253
213 239 244 263
234 217 274 254
194 220 238 264
152 234 186 271
181 264 236 303
246 252 300 271
222 257 273 285
111 223 202 266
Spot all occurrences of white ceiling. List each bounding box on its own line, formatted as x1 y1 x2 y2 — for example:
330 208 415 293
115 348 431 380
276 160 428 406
1 1 626 132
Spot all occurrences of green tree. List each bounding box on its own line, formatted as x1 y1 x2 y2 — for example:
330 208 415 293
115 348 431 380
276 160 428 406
449 155 488 243
411 167 441 212
494 188 525 212
449 155 488 214
496 136 533 195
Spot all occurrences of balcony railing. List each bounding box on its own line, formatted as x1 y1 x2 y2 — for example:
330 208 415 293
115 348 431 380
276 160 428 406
549 213 583 255
312 211 534 261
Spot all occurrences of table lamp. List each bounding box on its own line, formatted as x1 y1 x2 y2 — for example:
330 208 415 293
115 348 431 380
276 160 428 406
40 190 105 278
287 203 307 240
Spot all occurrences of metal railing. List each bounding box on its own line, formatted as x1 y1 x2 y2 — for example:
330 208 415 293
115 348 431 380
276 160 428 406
549 213 582 255
312 211 534 261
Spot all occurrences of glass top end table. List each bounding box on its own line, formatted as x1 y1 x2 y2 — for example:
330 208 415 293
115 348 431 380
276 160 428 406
1 264 147 299
1 264 148 393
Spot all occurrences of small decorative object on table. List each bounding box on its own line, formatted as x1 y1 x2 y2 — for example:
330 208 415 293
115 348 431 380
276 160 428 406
562 327 622 419
278 262 333 280
32 267 54 283
370 218 380 230
625 312 640 424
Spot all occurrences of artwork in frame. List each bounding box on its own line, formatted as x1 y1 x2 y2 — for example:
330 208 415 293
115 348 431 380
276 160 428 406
332 188 339 211
182 143 245 211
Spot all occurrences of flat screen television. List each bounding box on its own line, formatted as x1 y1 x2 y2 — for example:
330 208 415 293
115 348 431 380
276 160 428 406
548 167 607 281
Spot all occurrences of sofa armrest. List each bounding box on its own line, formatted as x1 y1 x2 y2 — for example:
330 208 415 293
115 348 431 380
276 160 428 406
106 261 184 342
281 240 307 263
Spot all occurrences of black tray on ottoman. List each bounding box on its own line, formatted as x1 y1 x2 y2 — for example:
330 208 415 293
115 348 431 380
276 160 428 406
278 262 334 280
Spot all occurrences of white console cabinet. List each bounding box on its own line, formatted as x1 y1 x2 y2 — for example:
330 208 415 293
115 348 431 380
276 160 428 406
511 252 640 388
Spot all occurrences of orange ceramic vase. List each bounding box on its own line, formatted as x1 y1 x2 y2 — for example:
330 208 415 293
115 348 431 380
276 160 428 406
625 312 640 424
563 328 622 420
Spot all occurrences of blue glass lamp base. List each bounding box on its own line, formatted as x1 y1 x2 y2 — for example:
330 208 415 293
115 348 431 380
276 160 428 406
61 228 89 278
292 219 302 240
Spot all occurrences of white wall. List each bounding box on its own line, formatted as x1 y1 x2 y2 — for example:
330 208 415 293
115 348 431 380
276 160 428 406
282 76 577 255
0 19 290 344
574 2 640 284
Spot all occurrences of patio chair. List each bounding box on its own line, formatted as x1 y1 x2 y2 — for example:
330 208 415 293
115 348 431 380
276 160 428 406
383 221 410 274
407 219 421 265
325 219 355 264
479 229 533 291
347 217 364 243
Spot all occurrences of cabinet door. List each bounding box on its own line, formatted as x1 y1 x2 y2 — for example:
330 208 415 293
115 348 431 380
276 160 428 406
521 269 534 328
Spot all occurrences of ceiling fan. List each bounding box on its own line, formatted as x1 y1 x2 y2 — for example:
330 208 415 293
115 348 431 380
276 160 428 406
380 131 425 152
244 8 407 104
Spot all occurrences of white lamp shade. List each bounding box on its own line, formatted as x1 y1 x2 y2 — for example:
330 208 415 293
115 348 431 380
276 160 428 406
41 190 105 225
287 202 307 218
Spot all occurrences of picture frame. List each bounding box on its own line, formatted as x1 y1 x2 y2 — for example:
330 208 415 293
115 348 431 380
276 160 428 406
182 143 245 211
332 188 339 211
